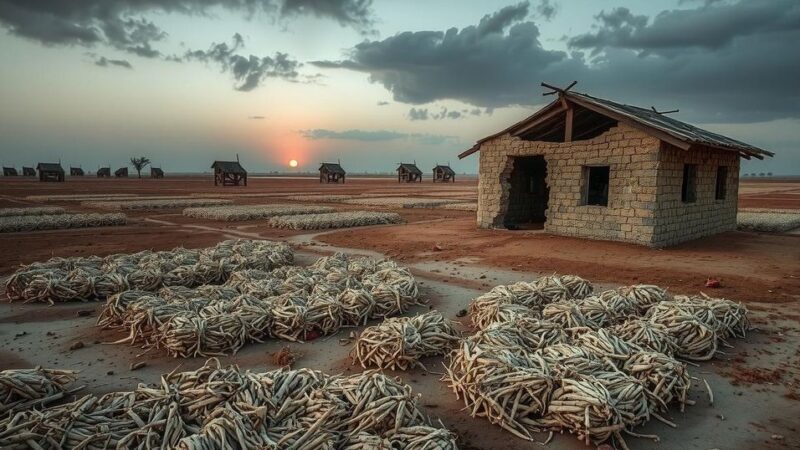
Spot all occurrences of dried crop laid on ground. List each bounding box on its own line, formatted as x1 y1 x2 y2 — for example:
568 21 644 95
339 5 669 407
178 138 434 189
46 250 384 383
438 202 477 211
285 195 359 202
268 211 403 230
0 213 126 233
0 368 80 415
736 212 800 232
82 198 232 210
4 239 292 304
183 204 334 221
445 275 750 448
0 359 457 449
97 252 422 357
351 310 460 370
25 194 135 201
341 197 469 209
0 207 65 217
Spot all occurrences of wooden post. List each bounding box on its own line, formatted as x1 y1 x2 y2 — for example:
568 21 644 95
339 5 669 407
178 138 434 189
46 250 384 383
564 104 574 143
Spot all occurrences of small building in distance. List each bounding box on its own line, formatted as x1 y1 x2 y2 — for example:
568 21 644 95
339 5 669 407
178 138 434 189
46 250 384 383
70 167 84 176
319 162 346 183
151 167 164 179
36 162 65 182
212 160 247 186
22 166 35 176
397 163 422 183
3 167 18 176
459 83 773 247
433 164 455 183
115 167 128 177
97 167 111 177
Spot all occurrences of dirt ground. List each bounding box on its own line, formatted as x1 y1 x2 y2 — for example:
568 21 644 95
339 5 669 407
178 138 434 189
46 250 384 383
1 175 799 449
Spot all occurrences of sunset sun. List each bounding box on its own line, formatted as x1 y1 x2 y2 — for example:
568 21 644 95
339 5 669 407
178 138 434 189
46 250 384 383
288 159 298 168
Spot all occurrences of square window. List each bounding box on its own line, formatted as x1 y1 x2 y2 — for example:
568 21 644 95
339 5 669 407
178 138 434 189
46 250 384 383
715 166 727 200
681 164 697 203
584 166 610 206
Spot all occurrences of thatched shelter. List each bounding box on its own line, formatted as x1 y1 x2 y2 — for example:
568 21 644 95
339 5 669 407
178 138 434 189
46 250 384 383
3 167 18 176
36 163 65 182
433 164 455 183
459 82 774 247
397 163 422 183
212 160 247 186
151 167 164 179
70 167 84 176
97 167 111 177
22 167 35 176
319 162 346 183
115 167 128 177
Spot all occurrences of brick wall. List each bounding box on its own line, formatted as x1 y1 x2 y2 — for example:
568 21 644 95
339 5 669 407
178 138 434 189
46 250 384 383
475 123 740 246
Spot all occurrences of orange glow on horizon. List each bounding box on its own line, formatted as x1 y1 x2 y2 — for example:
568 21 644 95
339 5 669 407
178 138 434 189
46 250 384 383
289 159 298 167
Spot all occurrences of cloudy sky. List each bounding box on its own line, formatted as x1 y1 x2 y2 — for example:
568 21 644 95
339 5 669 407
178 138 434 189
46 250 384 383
0 0 797 174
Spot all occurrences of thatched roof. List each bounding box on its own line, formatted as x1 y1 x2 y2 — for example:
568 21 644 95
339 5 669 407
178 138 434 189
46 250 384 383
211 160 246 174
397 163 422 175
319 162 345 175
460 87 773 160
434 165 455 175
151 167 164 175
37 163 64 172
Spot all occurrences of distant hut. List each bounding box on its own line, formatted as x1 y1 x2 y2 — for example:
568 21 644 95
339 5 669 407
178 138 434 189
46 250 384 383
397 162 422 183
70 167 85 176
319 162 346 183
97 167 111 177
3 167 18 176
211 159 247 186
36 162 65 182
115 167 128 177
432 164 455 183
22 166 36 176
150 167 164 179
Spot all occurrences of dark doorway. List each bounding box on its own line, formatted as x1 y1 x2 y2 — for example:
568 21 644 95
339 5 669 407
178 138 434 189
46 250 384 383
504 156 549 229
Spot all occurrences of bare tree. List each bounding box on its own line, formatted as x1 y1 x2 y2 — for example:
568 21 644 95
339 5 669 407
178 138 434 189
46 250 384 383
130 156 151 179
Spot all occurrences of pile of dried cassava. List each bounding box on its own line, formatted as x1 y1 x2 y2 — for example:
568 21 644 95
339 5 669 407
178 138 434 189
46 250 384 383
445 275 749 448
0 213 127 233
182 204 334 221
0 359 458 449
0 368 80 415
268 211 403 230
82 198 232 210
25 193 134 201
351 310 461 370
98 253 421 357
737 211 800 232
0 207 65 217
4 239 293 304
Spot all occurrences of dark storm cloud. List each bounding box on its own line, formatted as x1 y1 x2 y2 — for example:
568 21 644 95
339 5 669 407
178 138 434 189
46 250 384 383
184 33 300 91
0 0 375 56
535 0 557 21
408 108 428 121
568 0 800 54
313 0 800 123
94 56 133 69
301 128 456 145
407 107 467 121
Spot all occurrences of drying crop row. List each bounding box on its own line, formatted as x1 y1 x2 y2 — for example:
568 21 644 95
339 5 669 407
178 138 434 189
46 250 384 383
97 252 421 357
0 359 457 449
737 212 800 232
83 198 232 210
4 239 293 303
0 207 65 217
0 213 126 233
268 211 403 230
183 204 334 221
341 197 468 208
445 275 748 448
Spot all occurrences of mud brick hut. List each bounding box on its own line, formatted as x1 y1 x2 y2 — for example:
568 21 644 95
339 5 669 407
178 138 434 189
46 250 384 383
459 83 773 247
433 164 455 183
97 167 111 177
212 160 247 186
36 163 65 182
397 163 422 183
115 167 128 177
151 167 164 179
70 167 84 176
319 162 346 183
3 167 18 176
22 166 35 176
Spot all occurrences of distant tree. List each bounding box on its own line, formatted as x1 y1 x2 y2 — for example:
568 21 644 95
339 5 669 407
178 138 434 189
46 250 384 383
130 156 151 179
742 173 749 177
759 172 765 177
767 172 773 176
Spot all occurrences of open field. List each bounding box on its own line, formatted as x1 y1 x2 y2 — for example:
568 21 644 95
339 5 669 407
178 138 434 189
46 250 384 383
0 175 798 449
